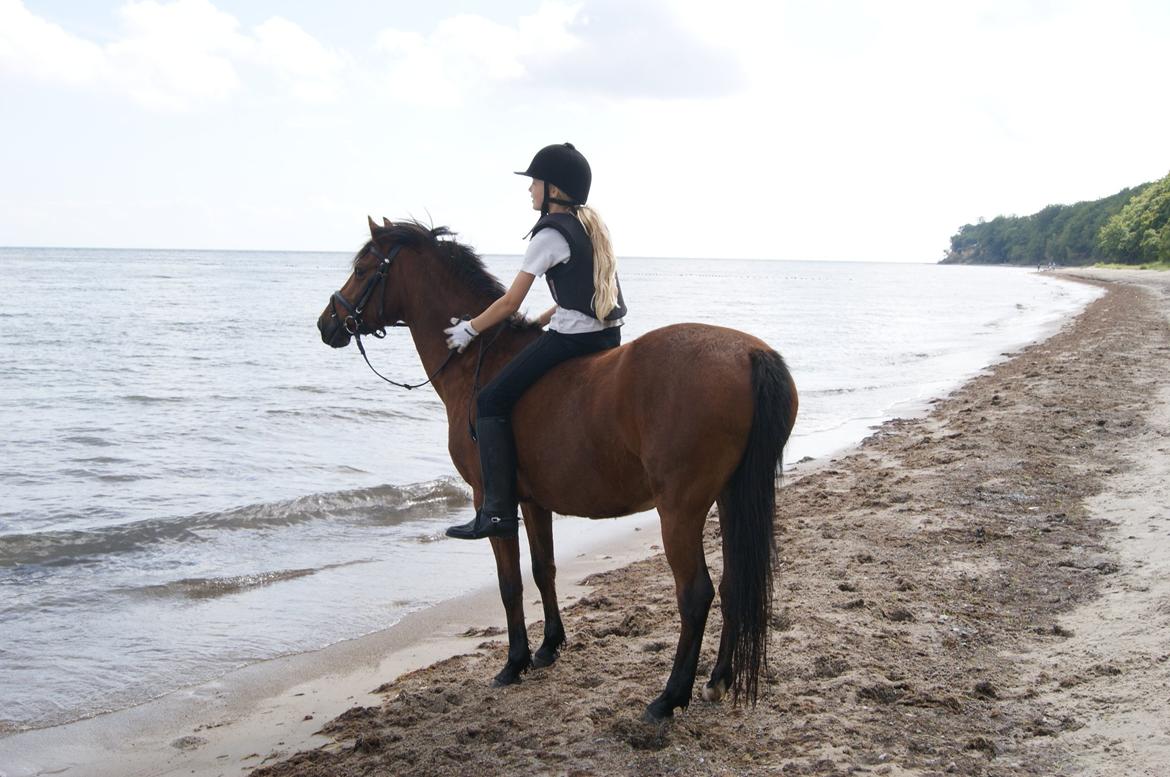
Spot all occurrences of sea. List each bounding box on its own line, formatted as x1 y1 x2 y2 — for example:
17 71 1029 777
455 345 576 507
0 246 1101 734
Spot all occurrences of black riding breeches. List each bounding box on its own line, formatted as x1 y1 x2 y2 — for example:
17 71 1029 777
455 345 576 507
476 327 621 419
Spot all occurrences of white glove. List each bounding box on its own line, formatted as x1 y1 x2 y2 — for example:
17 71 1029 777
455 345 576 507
444 317 478 352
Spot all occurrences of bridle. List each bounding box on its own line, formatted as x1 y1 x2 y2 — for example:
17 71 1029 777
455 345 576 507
328 241 456 391
330 242 402 336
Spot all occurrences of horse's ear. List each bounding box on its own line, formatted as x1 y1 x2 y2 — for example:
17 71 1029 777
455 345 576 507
368 215 379 236
382 217 392 228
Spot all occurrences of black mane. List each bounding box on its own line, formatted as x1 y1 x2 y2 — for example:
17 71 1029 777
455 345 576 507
356 221 507 302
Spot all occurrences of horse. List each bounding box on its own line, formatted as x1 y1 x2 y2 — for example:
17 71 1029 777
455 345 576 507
317 217 798 722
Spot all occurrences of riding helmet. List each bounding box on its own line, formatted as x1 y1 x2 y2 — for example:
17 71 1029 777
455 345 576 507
515 142 592 205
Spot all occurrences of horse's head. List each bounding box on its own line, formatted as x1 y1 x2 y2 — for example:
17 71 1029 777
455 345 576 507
319 216 516 351
318 216 406 348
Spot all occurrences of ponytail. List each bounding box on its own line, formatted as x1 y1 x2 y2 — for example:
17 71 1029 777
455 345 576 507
575 205 619 320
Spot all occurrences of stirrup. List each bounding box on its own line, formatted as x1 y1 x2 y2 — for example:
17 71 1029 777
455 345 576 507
445 510 518 540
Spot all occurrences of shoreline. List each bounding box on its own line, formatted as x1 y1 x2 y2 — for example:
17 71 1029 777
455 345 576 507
0 513 662 777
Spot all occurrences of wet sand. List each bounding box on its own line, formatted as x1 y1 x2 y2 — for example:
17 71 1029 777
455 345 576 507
6 269 1169 777
0 515 663 777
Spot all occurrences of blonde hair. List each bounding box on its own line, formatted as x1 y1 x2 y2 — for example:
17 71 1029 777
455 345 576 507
575 205 619 319
547 184 619 319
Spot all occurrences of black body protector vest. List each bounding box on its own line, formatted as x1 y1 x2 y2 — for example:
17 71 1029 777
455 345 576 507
531 213 628 322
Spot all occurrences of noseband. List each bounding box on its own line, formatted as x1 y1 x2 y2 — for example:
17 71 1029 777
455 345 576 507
329 241 455 391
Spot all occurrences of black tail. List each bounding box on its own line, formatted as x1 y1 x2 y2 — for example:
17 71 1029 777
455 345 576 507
721 349 796 704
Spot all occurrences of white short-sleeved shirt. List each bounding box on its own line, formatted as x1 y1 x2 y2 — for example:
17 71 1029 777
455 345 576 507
520 228 623 334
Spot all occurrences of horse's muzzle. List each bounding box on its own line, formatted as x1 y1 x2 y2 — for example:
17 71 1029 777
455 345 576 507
318 313 352 348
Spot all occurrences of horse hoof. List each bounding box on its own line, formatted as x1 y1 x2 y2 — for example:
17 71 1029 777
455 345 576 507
492 654 532 687
702 679 727 703
640 703 675 724
532 648 558 669
492 672 522 688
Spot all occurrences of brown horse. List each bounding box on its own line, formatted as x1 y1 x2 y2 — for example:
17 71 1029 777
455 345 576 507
317 218 798 722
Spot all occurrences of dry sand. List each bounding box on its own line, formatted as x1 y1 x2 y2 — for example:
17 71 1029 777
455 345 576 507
5 269 1169 777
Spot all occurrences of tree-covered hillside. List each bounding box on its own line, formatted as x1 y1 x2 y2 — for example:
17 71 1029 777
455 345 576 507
1099 175 1170 264
942 172 1170 266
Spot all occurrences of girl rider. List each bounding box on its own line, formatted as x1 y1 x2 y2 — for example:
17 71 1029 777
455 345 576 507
443 143 627 540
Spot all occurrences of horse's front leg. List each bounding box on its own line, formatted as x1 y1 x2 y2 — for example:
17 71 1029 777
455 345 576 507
522 503 565 668
489 533 532 686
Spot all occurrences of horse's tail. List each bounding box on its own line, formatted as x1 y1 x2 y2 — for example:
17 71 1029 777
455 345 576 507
721 348 796 704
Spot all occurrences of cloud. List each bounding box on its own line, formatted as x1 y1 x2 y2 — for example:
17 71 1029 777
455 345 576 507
252 17 348 103
374 5 576 106
374 0 745 104
0 0 347 111
0 0 108 85
2 0 743 110
535 0 745 99
105 0 247 110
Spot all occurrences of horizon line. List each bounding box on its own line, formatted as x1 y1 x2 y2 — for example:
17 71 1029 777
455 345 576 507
0 245 939 264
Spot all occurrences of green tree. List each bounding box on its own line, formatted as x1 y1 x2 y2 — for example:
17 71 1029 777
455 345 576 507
1099 172 1170 263
943 182 1151 265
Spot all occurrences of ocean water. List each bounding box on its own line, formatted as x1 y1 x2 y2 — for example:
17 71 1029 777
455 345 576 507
0 246 1100 733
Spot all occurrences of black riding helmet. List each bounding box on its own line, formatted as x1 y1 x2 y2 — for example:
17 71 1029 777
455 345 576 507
515 142 591 215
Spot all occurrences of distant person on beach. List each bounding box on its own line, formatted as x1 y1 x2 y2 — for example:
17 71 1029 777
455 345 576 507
442 142 627 540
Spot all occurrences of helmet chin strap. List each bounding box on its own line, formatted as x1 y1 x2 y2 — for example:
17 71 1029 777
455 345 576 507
527 182 580 236
541 181 579 216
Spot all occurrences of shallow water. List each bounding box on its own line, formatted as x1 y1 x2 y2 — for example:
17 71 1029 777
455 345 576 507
0 246 1100 731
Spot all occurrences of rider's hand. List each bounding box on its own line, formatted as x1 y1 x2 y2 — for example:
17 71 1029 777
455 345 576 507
444 318 478 352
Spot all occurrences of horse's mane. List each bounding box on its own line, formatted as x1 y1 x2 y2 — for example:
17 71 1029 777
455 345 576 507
359 220 538 329
356 221 507 301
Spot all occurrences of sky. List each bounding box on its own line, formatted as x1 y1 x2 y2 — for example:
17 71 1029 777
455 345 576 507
1 0 1168 262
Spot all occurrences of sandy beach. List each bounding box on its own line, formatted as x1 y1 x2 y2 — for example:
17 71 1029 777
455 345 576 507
5 269 1170 777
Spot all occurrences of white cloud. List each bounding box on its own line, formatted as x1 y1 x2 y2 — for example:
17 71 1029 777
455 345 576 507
0 0 108 84
2 0 744 111
105 0 247 110
253 17 348 103
374 9 551 105
373 0 744 105
0 0 347 111
536 0 744 99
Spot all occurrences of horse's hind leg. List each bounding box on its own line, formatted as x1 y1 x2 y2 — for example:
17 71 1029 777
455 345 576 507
643 507 715 722
522 503 565 668
704 497 736 702
488 533 532 686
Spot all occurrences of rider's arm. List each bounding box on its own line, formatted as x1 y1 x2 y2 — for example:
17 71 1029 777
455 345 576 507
537 306 556 327
470 271 536 333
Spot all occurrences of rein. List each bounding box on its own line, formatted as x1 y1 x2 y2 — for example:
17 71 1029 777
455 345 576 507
331 237 506 431
467 324 506 441
353 327 457 391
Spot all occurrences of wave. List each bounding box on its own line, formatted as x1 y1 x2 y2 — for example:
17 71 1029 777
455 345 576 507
60 435 114 447
128 564 359 600
802 384 889 397
67 455 132 465
0 478 470 569
263 405 429 422
127 559 379 600
122 394 186 404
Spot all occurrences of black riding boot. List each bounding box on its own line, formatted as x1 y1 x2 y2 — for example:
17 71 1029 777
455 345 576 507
445 416 520 540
